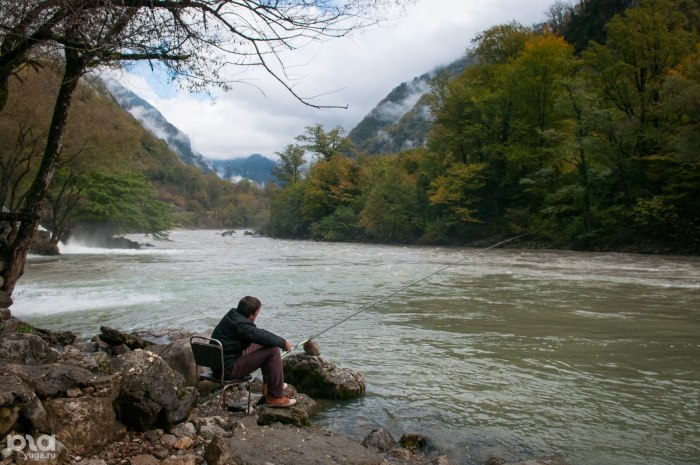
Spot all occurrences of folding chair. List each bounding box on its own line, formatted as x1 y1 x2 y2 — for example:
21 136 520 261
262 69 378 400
190 336 252 413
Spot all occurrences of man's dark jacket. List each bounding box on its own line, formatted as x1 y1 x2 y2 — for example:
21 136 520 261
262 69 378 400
211 308 286 372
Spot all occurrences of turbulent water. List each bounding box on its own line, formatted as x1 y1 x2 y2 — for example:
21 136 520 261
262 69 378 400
12 230 700 465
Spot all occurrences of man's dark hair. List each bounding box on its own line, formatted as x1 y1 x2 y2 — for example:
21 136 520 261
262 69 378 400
236 296 261 317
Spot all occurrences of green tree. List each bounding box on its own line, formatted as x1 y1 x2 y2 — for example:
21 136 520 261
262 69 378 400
295 124 354 160
74 171 172 238
360 156 422 243
583 0 698 202
267 183 309 238
302 155 362 226
273 144 305 185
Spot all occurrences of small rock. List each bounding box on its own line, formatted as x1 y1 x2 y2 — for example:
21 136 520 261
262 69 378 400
198 424 230 439
170 422 196 439
361 427 396 452
161 434 177 448
99 326 152 350
204 436 232 465
152 449 170 460
65 387 82 398
82 387 95 395
144 429 163 443
81 460 107 465
129 454 159 465
0 308 11 320
389 448 413 461
303 340 321 356
173 436 194 450
160 455 196 465
399 433 430 452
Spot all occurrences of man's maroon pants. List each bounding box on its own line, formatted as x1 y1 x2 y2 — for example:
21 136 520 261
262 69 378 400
224 343 285 397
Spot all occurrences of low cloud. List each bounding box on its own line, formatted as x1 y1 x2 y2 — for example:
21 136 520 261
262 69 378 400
113 0 553 160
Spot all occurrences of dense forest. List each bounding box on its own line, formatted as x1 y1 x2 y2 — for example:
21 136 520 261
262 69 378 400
1 0 697 255
266 0 700 254
0 63 269 247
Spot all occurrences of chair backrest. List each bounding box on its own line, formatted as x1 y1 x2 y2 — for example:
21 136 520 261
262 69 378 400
190 336 225 377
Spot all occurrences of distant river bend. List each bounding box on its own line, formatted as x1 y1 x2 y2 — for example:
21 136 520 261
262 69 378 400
14 230 700 465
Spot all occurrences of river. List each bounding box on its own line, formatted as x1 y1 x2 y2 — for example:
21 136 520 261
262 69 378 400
11 229 700 465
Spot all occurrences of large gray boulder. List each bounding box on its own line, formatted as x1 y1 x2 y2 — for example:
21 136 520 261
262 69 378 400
0 373 35 438
44 394 125 456
256 392 318 427
146 337 197 387
283 353 365 399
111 349 196 431
1 362 119 444
20 363 114 398
98 326 152 350
0 333 57 365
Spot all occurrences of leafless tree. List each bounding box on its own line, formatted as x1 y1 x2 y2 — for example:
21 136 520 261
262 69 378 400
0 0 410 305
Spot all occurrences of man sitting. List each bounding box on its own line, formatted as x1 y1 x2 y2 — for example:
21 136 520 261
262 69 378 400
211 295 296 408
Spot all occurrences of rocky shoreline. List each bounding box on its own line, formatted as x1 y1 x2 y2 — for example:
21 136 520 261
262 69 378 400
1 311 570 465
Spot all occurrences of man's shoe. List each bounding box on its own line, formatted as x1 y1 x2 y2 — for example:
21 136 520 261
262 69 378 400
263 396 296 408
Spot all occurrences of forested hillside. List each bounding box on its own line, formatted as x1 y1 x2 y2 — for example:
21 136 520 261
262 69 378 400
0 63 269 246
267 0 700 254
348 56 470 154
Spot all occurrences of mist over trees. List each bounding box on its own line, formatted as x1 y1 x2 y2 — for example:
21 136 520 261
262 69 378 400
267 0 699 254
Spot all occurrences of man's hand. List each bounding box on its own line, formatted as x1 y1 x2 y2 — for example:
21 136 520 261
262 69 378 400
284 340 294 352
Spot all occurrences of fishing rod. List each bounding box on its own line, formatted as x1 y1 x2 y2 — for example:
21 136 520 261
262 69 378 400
284 232 532 355
200 232 531 409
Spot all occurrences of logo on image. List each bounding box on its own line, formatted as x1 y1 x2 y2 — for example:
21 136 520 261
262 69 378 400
4 434 57 460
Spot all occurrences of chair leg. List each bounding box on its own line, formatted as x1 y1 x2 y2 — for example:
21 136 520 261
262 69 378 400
246 381 252 414
220 384 234 411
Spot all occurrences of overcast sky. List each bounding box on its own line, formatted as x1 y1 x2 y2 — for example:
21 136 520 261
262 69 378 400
113 0 555 160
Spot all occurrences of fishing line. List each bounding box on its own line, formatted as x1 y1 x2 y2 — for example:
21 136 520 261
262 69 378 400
285 232 531 355
200 232 531 408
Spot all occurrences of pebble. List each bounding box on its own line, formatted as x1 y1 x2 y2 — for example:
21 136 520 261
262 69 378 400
173 437 194 450
303 340 321 356
66 387 83 398
161 434 177 448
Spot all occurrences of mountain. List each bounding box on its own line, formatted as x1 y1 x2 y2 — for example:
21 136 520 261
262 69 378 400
349 55 471 155
104 79 213 173
211 154 277 185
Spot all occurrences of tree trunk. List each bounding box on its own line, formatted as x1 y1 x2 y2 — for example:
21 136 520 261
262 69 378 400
0 51 86 303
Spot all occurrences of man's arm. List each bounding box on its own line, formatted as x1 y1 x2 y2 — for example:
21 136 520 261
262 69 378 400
238 323 287 349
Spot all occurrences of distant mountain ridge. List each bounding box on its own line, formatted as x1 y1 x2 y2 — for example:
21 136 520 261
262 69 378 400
104 79 213 173
105 54 470 176
104 79 278 184
211 154 277 184
349 56 471 154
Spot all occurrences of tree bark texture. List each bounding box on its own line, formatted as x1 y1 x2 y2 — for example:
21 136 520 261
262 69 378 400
0 51 86 302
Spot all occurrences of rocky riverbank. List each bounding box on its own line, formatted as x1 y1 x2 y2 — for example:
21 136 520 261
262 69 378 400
0 311 571 465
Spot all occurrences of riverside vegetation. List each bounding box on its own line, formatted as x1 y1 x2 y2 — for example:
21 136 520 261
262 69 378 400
2 0 698 260
267 0 700 255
